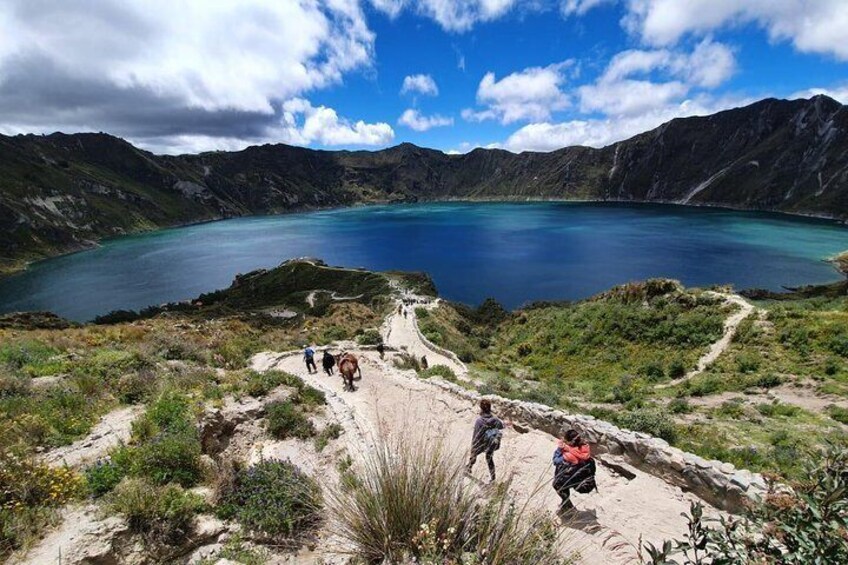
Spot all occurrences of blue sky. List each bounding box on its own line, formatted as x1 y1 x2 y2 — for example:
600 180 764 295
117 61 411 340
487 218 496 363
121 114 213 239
0 1 846 154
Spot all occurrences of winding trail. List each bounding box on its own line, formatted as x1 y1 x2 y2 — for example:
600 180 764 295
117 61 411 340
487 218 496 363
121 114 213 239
253 296 723 564
657 292 755 389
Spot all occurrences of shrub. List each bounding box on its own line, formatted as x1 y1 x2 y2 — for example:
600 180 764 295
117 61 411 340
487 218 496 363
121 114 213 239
684 375 723 397
265 401 316 440
322 326 348 343
750 373 783 389
393 353 421 372
1 451 84 553
615 408 677 443
114 371 156 404
715 399 746 419
668 359 687 380
216 459 322 541
667 398 692 414
331 438 566 564
418 364 457 382
826 405 848 425
314 423 343 452
85 458 126 497
294 384 326 408
135 430 202 487
640 361 665 382
735 352 762 373
644 445 848 564
356 329 382 346
756 402 800 418
242 369 291 397
108 477 203 545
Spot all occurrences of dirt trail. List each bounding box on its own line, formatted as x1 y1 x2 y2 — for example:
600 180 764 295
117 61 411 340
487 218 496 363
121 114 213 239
305 289 365 308
40 405 142 469
384 300 466 375
253 299 723 564
658 293 755 389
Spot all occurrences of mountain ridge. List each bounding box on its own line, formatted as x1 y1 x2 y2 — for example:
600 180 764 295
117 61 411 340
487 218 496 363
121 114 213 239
2 95 847 273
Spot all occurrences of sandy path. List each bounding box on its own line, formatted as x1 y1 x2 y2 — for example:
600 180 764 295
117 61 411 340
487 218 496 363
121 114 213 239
384 301 466 375
658 293 755 389
254 347 717 564
41 405 142 469
305 290 365 308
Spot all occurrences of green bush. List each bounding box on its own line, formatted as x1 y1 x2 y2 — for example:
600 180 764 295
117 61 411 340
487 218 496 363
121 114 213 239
827 405 848 425
216 459 322 541
418 364 457 382
640 362 665 382
756 402 800 418
668 359 687 380
265 401 316 440
615 408 677 442
735 352 762 373
135 430 202 487
644 445 848 564
114 371 156 404
294 384 326 408
356 329 383 346
715 399 746 419
750 373 783 389
314 423 343 452
242 370 291 397
108 477 204 545
667 398 692 414
85 458 126 497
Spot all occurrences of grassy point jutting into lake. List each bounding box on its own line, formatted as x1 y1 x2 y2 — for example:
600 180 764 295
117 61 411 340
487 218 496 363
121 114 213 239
1 2 848 564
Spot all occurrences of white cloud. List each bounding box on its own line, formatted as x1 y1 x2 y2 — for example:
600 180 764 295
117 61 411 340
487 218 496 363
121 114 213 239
503 95 752 152
0 0 376 152
791 84 848 104
370 0 519 32
578 39 735 116
623 0 848 60
398 109 453 131
560 0 614 16
281 98 394 146
401 74 439 96
463 62 573 124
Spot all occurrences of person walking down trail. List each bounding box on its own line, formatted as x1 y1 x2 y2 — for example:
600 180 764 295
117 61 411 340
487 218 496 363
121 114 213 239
421 355 428 370
552 429 596 515
303 345 317 374
322 350 336 376
466 399 506 483
376 342 385 360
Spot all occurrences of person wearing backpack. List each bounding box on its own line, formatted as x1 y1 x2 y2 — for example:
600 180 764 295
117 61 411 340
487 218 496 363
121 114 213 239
303 345 317 374
466 399 505 483
552 429 595 514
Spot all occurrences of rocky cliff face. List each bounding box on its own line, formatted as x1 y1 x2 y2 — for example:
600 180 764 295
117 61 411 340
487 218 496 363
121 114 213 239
2 96 847 271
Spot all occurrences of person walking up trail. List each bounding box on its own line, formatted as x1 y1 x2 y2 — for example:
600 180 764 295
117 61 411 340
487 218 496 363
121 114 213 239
303 345 317 374
466 399 506 483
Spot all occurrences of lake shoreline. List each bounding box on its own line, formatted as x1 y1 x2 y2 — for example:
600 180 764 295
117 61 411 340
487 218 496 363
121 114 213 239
4 197 848 280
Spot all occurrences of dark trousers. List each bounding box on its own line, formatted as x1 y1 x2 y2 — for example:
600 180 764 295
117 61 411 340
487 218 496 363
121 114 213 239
467 448 495 481
305 358 316 373
557 488 574 512
323 363 333 376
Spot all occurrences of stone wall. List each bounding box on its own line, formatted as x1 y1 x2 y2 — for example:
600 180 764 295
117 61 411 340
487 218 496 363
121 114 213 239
425 377 768 513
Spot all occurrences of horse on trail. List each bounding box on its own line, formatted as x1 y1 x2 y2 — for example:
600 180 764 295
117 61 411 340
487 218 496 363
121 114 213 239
337 352 362 391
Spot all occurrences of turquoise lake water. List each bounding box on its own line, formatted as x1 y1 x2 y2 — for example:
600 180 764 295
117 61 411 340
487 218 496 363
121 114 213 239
1 202 847 321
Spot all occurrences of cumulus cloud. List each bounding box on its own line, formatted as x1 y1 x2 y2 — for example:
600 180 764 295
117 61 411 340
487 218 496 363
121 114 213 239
0 0 376 153
280 98 394 146
401 74 439 96
398 109 453 131
504 94 753 152
623 0 848 60
578 39 735 116
463 61 573 124
370 0 519 32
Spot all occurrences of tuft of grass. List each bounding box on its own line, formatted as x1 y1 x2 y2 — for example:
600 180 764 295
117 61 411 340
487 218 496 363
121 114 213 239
314 423 343 452
418 364 458 382
330 438 567 564
265 400 316 440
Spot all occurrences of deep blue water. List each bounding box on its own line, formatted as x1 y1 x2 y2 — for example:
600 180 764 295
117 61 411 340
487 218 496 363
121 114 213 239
1 202 847 321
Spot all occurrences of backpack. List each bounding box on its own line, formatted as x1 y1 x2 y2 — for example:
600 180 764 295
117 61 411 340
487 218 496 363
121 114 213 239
554 458 597 494
484 427 503 451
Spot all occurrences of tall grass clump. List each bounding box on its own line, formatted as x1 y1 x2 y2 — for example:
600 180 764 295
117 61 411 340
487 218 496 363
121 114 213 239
331 438 567 564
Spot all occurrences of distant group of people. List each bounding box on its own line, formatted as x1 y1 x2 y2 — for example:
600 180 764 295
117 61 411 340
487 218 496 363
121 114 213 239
466 398 596 515
303 344 364 391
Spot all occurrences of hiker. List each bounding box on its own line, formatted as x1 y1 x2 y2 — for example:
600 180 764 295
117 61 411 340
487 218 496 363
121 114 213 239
398 304 403 315
303 345 317 374
376 342 385 359
403 308 408 319
421 355 428 369
322 350 335 376
466 399 505 483
552 429 595 514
